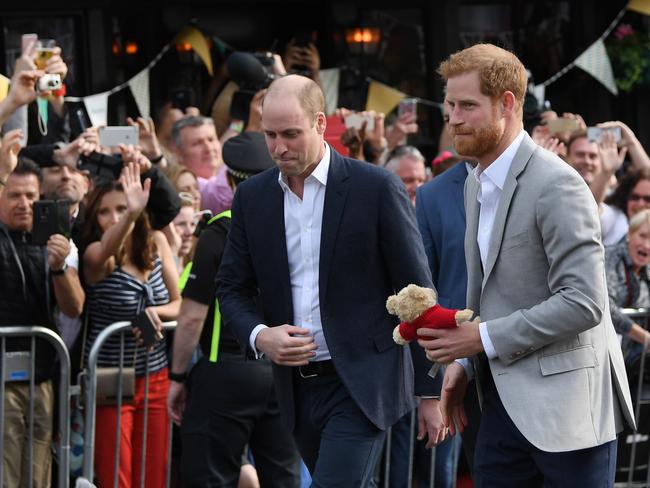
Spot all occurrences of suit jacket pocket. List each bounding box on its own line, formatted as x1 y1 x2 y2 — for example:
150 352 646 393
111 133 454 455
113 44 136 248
500 230 531 253
539 345 597 376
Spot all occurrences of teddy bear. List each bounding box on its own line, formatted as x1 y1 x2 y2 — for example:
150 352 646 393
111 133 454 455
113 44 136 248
386 284 475 346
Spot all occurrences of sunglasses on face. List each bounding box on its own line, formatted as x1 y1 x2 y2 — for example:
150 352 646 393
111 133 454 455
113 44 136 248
629 194 650 204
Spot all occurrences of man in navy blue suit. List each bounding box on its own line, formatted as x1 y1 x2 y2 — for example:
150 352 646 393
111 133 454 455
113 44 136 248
217 74 443 487
416 158 481 482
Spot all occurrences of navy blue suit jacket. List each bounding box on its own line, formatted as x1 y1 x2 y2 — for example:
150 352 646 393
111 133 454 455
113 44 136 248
217 148 438 431
416 162 468 310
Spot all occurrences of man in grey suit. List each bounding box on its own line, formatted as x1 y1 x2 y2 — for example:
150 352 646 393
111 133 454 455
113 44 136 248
418 43 635 486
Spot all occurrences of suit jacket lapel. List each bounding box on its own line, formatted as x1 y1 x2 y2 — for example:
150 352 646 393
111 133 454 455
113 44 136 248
319 151 350 304
482 134 537 286
263 171 294 320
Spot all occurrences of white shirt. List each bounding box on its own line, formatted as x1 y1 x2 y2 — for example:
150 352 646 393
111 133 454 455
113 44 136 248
458 130 526 377
249 144 332 361
600 203 628 246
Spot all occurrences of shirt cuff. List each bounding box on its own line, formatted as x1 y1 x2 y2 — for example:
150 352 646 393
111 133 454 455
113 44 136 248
479 321 498 359
249 324 268 359
456 358 474 381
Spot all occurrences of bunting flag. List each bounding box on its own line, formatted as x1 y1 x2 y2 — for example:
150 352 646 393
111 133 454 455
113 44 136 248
0 74 9 101
574 39 618 95
128 68 150 118
366 80 406 115
84 91 109 127
175 26 213 75
628 0 650 16
532 84 546 108
319 68 340 115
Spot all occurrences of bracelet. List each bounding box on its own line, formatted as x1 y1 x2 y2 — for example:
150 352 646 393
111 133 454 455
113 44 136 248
149 154 164 164
168 370 187 383
50 263 68 276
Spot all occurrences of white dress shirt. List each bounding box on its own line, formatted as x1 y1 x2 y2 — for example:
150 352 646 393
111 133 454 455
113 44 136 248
249 144 332 361
458 130 525 377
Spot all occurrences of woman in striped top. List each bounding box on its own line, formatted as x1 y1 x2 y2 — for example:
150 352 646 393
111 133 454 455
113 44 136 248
81 161 180 488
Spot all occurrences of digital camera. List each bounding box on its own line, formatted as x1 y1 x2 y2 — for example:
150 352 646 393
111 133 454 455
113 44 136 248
36 73 62 93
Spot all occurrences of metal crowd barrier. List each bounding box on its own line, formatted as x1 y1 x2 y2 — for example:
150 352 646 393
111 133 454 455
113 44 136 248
618 308 650 487
381 409 454 488
0 326 71 488
82 320 177 488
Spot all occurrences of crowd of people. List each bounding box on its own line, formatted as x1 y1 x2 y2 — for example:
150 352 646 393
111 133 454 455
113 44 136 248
0 30 647 488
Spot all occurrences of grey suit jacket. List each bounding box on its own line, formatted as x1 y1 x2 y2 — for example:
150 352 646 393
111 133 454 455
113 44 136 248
464 132 635 452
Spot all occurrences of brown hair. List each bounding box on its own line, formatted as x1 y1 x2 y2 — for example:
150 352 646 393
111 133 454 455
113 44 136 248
438 43 527 111
606 168 650 217
81 180 156 272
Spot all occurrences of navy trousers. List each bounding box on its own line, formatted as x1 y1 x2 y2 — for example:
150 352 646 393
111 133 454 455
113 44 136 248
473 373 617 488
293 369 386 488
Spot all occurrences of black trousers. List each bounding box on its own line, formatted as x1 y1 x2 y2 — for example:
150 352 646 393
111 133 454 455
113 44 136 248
473 371 617 488
181 355 301 487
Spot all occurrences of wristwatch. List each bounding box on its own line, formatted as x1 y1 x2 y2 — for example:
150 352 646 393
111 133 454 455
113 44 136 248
50 262 69 276
168 370 187 383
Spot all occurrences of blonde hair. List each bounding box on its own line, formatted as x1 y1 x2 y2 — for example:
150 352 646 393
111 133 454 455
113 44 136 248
629 209 650 234
438 43 527 111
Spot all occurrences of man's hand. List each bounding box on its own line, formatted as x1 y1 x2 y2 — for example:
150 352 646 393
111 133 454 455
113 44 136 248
47 234 71 271
440 362 469 436
417 398 448 448
119 144 152 175
53 130 99 169
0 129 23 179
255 325 317 366
127 117 163 160
417 320 483 363
167 380 187 426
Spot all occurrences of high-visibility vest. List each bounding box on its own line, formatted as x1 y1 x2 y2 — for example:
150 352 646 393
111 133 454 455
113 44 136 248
178 210 231 362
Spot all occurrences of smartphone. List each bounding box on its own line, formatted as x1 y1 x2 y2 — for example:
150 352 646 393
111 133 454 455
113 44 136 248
344 112 375 131
546 117 580 135
293 31 316 48
133 310 159 348
171 88 193 112
587 126 622 144
398 98 418 119
32 200 70 245
21 33 38 55
99 126 139 147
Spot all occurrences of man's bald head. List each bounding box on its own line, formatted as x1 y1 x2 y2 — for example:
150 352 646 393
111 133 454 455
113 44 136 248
264 74 325 125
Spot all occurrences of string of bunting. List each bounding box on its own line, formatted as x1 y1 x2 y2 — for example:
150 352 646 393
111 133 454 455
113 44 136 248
15 1 647 126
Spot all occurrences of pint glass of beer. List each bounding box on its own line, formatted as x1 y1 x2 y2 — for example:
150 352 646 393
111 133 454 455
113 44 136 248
35 39 56 69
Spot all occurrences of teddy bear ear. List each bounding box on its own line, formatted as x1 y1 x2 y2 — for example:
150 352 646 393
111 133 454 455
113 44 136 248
386 296 397 314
